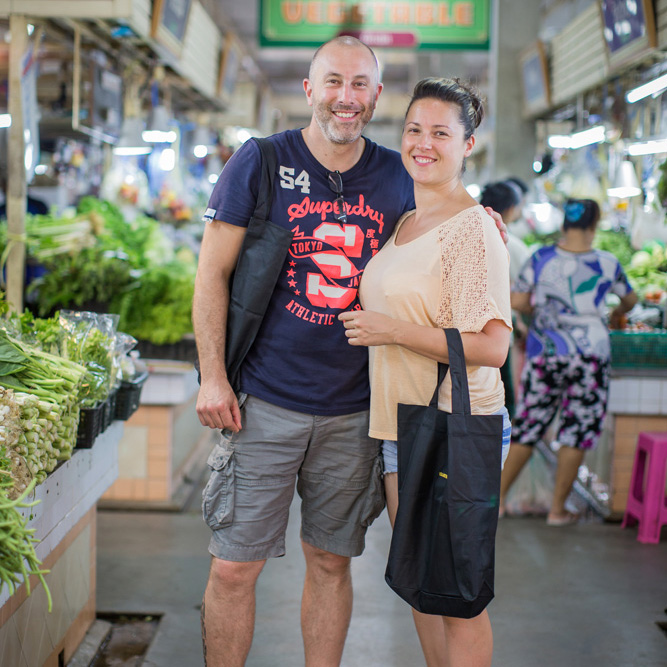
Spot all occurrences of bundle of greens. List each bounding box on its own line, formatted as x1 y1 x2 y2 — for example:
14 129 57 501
23 210 100 261
27 197 196 345
0 452 51 610
28 245 133 317
593 229 635 268
58 311 117 407
78 196 175 268
0 329 86 476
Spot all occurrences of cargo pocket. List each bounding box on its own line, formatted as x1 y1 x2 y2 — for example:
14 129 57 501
360 454 386 528
202 440 235 530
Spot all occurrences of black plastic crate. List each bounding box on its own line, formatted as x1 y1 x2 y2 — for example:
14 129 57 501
101 390 118 432
115 371 149 421
135 336 197 363
76 402 104 449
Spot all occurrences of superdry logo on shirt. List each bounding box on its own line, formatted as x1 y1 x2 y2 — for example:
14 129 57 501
287 194 385 231
283 199 383 323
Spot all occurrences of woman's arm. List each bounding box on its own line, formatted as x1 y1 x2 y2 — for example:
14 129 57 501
338 311 510 368
510 290 533 315
609 291 638 329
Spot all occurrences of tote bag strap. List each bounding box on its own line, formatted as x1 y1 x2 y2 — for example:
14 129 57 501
428 329 473 415
252 137 278 222
445 329 473 415
429 361 449 408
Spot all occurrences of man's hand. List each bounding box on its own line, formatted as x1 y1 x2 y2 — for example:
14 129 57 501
196 378 242 432
485 206 508 244
338 310 398 347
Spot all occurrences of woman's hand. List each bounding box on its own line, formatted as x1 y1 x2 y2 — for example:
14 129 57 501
338 310 399 347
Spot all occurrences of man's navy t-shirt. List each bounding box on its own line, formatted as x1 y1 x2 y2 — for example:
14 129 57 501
204 129 414 416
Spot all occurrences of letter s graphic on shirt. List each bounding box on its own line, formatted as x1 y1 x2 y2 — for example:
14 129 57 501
304 222 364 308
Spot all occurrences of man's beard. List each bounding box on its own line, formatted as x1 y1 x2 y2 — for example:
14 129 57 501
312 101 375 145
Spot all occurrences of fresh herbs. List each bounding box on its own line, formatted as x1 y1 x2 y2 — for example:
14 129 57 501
25 197 196 345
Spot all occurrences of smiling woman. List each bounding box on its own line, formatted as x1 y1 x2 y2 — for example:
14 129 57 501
341 77 512 667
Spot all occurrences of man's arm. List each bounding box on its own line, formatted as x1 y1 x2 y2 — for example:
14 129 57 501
484 206 508 244
193 220 246 431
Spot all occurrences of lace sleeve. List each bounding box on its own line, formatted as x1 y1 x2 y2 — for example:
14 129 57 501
436 208 511 333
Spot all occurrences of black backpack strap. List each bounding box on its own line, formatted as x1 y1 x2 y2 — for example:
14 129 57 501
252 137 278 222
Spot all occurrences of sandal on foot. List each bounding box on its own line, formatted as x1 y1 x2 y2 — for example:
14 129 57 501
546 512 578 526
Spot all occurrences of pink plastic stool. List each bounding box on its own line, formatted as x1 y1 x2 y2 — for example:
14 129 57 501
621 432 667 544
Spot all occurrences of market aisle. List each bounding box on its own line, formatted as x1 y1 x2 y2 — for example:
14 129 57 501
96 491 667 667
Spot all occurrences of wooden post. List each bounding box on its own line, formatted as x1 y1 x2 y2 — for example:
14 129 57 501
72 23 81 130
6 14 28 314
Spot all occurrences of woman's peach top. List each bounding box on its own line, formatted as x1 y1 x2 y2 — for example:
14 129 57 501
359 205 513 440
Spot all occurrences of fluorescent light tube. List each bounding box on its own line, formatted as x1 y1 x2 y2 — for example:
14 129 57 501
627 139 667 156
547 125 605 150
626 73 667 104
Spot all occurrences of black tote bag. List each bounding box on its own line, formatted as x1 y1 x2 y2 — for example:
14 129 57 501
196 137 294 390
385 328 503 619
224 138 294 391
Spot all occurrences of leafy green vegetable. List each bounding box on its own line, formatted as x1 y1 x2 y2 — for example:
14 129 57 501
593 230 635 267
114 260 196 344
28 246 133 317
19 197 196 345
0 329 86 477
625 240 667 296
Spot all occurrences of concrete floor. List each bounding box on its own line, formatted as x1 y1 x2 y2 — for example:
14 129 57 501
96 486 667 667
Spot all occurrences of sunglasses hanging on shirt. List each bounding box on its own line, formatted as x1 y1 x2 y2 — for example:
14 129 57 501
327 170 347 223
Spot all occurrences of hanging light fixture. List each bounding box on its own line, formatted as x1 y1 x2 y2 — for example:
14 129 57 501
207 155 223 184
113 117 151 155
192 125 212 158
142 105 177 143
607 160 642 198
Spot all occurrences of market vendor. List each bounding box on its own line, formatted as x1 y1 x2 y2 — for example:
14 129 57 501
499 198 638 525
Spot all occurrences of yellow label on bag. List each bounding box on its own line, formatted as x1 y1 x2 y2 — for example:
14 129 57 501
439 472 448 479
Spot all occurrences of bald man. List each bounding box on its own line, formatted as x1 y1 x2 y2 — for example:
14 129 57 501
194 37 414 666
194 36 415 666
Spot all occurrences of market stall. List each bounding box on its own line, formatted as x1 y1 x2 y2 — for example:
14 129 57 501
503 0 667 519
0 424 121 666
0 1 268 658
0 301 149 663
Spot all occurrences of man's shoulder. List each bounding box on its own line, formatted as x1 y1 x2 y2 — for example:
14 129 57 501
362 139 411 186
365 137 402 162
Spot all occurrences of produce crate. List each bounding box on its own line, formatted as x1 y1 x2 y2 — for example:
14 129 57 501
101 390 118 432
135 336 197 363
76 402 104 448
610 330 667 369
115 371 149 421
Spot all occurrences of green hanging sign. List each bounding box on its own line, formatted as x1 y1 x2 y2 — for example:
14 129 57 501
259 0 490 50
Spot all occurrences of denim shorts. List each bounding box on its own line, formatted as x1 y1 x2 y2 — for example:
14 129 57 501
202 395 385 562
382 406 512 475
